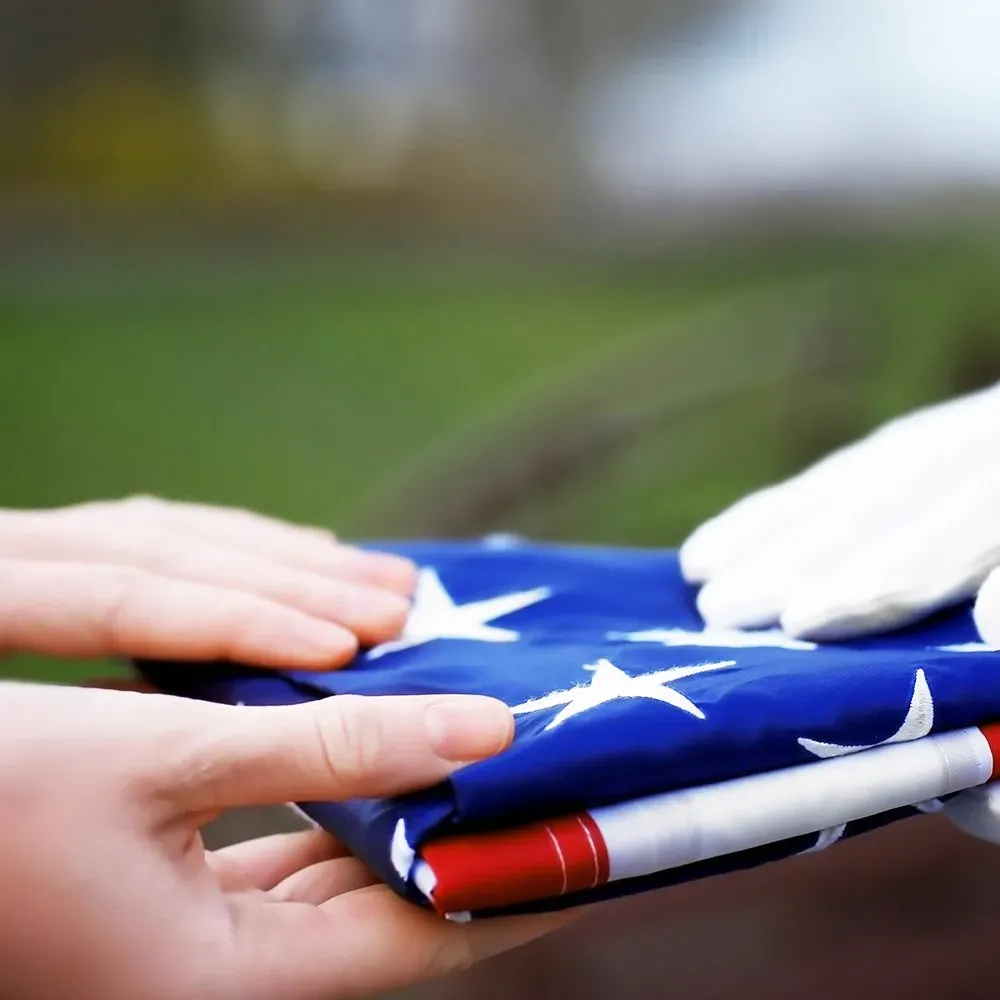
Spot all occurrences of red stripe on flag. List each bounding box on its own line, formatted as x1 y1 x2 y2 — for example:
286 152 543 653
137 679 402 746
578 811 610 885
420 811 610 914
979 722 1000 780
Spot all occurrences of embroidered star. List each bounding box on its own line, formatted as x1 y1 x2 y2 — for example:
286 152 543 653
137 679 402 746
610 626 816 651
798 669 933 758
366 567 550 659
510 657 736 730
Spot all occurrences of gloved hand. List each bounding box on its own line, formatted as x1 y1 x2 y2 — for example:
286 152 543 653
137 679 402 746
679 380 1000 845
679 381 1000 643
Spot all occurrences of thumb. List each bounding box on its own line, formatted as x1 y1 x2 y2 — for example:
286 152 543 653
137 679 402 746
973 566 1000 648
155 693 515 813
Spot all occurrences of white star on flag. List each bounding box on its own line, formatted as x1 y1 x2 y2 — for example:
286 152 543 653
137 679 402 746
797 669 934 758
366 567 551 659
511 657 735 730
610 626 816 651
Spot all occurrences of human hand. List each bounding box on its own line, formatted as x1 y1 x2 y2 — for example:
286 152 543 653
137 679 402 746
679 382 1000 642
0 682 571 1000
0 496 416 669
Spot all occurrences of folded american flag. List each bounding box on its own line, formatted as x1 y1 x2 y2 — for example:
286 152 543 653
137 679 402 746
139 539 1000 920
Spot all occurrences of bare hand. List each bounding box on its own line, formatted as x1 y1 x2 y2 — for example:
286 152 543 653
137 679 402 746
0 683 571 1000
0 496 416 669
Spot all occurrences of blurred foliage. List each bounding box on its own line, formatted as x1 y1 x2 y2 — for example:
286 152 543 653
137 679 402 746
0 76 218 200
3 228 1000 685
0 1 737 211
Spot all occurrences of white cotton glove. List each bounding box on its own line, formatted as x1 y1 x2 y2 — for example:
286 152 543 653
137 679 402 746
679 380 1000 643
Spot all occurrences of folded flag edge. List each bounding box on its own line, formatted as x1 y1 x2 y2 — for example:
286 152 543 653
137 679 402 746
412 721 1000 917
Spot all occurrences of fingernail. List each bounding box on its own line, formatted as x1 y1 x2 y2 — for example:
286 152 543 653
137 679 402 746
284 618 358 665
359 550 419 596
424 697 514 761
343 587 411 640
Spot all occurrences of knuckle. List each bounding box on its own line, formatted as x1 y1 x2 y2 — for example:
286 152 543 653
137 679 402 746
301 523 337 544
145 541 203 579
96 566 149 646
122 493 168 519
220 597 276 645
62 497 115 520
382 594 412 631
268 570 327 611
319 696 384 787
120 522 173 562
343 585 410 632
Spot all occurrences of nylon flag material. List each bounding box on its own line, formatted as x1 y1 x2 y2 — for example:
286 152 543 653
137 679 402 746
138 539 1000 920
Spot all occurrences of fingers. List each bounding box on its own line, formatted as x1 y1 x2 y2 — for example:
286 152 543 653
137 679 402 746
312 886 574 996
326 887 571 997
692 448 988 630
682 386 1000 637
107 496 346 568
679 422 898 586
127 544 409 646
777 471 1000 639
0 558 358 668
680 480 817 585
269 856 379 905
159 692 515 812
210 830 348 892
151 501 413 592
0 500 415 628
230 883 574 1000
83 497 417 596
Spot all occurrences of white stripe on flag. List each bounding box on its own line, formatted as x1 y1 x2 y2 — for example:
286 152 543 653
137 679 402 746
595 726 993 883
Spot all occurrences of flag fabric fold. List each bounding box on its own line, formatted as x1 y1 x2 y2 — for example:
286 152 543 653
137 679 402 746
138 539 1000 920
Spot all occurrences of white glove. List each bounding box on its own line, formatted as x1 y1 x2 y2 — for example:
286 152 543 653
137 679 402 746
943 781 1000 845
679 381 1000 643
679 381 1000 845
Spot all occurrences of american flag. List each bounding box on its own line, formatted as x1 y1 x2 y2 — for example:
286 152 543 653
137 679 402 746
140 538 1000 920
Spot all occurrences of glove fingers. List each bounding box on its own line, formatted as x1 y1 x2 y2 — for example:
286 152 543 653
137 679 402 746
778 469 1000 639
682 445 905 591
695 397 1000 631
680 480 816 584
681 388 1000 585
678 416 922 583
696 459 990 630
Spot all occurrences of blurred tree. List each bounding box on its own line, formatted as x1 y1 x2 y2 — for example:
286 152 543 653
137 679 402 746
0 0 214 197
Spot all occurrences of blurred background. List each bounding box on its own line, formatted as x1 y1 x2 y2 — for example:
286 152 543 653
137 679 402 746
4 1 1000 997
